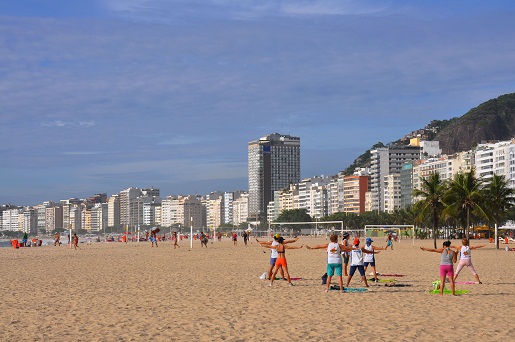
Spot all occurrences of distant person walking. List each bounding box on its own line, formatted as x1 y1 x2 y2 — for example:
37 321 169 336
150 230 158 247
385 233 394 250
73 233 80 250
243 231 248 246
232 232 238 246
54 232 61 246
173 231 180 249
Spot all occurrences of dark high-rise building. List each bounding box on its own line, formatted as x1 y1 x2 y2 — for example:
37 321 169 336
248 133 300 221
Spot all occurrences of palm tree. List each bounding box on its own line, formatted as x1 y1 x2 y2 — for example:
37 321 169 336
413 172 447 248
444 170 488 238
484 174 515 248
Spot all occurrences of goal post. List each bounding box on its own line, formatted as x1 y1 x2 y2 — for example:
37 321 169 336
268 221 344 239
364 225 415 246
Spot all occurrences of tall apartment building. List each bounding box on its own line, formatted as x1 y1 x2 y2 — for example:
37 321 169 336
248 133 301 222
119 187 142 229
328 175 340 216
108 194 120 229
342 175 369 214
206 191 223 229
369 146 421 212
232 193 249 225
45 206 63 233
22 207 38 234
181 195 203 229
383 173 401 213
1 207 21 231
61 198 83 231
91 203 108 232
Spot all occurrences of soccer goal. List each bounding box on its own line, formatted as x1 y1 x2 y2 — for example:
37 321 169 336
268 221 344 239
364 225 415 246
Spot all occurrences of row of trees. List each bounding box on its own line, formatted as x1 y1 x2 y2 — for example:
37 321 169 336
276 170 515 248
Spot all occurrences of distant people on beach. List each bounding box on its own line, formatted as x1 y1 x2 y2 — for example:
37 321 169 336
150 230 158 247
243 231 248 246
54 232 61 246
145 231 149 241
73 233 80 250
200 232 208 247
232 232 237 246
173 232 180 249
263 236 303 287
22 232 28 246
454 238 486 284
421 240 457 295
385 233 394 250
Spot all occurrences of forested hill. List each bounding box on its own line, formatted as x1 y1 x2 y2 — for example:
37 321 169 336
344 92 515 175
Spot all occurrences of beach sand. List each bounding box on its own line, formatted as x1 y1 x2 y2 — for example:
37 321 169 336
1 236 515 341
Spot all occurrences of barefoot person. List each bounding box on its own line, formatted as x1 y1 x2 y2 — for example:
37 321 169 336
345 238 380 288
385 233 394 250
307 234 350 293
421 240 457 295
173 231 180 249
263 237 303 287
454 238 486 284
73 233 81 250
363 238 386 282
341 233 351 276
257 234 298 281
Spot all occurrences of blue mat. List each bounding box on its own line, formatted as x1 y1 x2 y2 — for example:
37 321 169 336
330 285 368 292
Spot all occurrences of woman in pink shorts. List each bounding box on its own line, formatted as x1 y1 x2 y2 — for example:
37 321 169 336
421 240 457 295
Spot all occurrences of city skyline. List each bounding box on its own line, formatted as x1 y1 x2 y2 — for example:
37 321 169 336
2 1 515 205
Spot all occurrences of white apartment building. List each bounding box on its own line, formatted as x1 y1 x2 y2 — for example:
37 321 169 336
108 194 120 229
1 208 21 231
474 139 515 188
328 175 341 215
161 196 179 227
370 146 422 212
292 176 330 218
383 173 401 213
206 192 223 229
232 193 249 225
45 206 63 233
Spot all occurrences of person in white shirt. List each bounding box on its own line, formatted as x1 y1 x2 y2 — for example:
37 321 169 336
345 238 379 288
363 238 386 282
454 238 486 284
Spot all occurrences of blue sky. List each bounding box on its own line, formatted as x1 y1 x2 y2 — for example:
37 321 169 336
1 0 515 205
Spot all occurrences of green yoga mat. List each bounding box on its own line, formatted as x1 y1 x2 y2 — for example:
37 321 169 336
330 285 368 292
428 289 470 295
368 278 396 283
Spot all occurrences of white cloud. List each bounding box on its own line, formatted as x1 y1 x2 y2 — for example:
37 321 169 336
41 120 96 128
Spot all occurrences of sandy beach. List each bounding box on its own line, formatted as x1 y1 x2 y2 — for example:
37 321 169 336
1 236 515 341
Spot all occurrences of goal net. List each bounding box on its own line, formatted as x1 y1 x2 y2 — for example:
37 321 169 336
364 225 415 243
268 221 344 238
